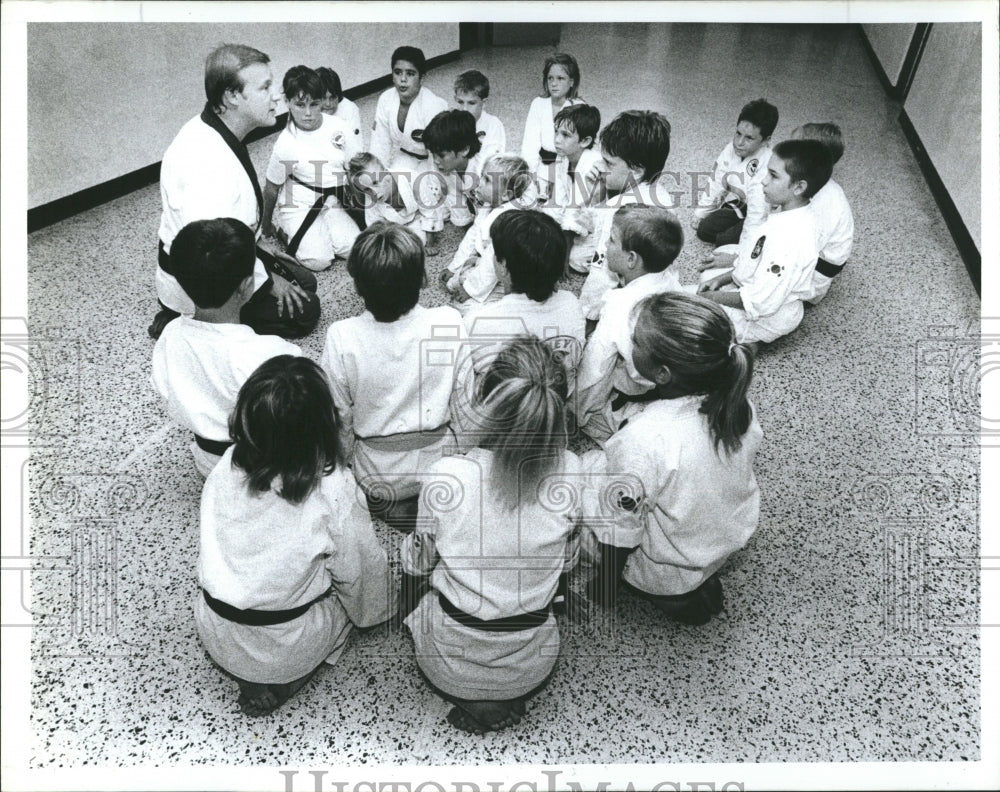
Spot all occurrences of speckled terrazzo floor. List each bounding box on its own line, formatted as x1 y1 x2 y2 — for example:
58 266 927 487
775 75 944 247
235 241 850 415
25 23 981 768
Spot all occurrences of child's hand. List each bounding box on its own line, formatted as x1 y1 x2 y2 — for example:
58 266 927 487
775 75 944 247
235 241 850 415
451 282 472 303
698 272 732 293
690 216 701 231
270 273 308 316
696 251 737 272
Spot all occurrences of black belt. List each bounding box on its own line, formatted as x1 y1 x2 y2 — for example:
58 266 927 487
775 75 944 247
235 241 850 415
539 147 557 165
610 387 659 413
158 240 174 276
400 148 429 161
286 175 352 256
815 257 845 278
194 434 233 456
438 591 551 632
202 586 332 626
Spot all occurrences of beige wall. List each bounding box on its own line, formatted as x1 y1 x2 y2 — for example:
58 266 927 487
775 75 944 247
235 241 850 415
27 23 459 207
862 23 917 86
904 23 982 251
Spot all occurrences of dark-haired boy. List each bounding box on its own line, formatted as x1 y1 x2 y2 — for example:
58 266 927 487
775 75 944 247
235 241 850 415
699 139 832 344
152 218 302 477
693 98 779 248
422 109 486 252
465 210 586 377
576 205 684 443
320 222 468 526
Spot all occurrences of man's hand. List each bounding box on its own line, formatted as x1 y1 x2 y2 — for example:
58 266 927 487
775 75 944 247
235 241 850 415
270 273 308 317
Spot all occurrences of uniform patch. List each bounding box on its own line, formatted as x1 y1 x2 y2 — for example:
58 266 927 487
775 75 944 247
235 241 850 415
751 235 766 259
747 158 760 176
768 263 784 277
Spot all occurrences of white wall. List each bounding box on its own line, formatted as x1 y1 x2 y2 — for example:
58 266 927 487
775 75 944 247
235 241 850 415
904 23 982 251
862 23 917 86
27 23 459 207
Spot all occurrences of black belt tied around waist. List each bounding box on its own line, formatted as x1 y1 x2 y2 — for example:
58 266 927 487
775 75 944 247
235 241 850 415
286 174 356 256
815 257 845 278
438 591 552 632
203 585 333 626
194 434 233 456
610 387 660 413
400 148 429 161
538 147 557 165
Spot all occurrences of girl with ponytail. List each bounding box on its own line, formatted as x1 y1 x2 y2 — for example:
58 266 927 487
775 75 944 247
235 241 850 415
399 336 583 735
587 292 763 625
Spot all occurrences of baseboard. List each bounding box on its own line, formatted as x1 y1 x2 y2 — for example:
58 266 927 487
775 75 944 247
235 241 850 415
858 23 931 103
898 108 981 296
27 49 464 234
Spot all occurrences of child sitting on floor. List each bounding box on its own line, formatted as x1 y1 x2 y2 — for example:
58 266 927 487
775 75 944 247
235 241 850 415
262 65 361 270
399 336 583 735
442 153 536 312
587 292 762 625
347 152 426 242
317 66 363 149
790 122 855 304
544 103 604 271
422 108 485 253
574 205 684 444
196 355 392 716
454 69 506 164
691 98 778 249
465 209 586 383
151 218 301 478
320 222 468 528
698 139 832 345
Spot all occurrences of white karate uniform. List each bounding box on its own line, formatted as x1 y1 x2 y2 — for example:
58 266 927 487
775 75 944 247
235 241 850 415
520 96 584 173
432 149 488 231
694 141 772 229
330 97 364 150
370 86 448 173
575 269 683 444
597 396 763 596
476 110 507 164
157 114 269 314
319 305 469 500
196 448 392 684
265 114 361 262
364 173 426 242
401 447 581 700
446 202 522 308
545 147 605 270
578 179 681 320
805 178 854 303
724 204 819 344
150 317 301 477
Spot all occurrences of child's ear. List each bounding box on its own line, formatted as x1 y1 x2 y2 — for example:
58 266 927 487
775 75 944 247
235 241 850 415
459 146 471 158
626 250 641 270
791 179 809 197
651 363 673 387
580 135 594 149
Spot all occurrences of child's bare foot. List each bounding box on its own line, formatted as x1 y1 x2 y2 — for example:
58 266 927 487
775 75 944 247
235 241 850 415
236 667 320 717
446 698 526 735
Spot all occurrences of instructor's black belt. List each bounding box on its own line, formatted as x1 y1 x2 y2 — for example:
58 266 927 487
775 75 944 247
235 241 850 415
438 592 551 632
202 586 333 626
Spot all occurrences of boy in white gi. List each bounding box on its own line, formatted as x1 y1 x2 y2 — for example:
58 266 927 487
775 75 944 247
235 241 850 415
454 70 506 164
442 153 535 311
544 104 604 272
262 66 361 271
577 110 679 320
698 139 833 344
320 222 468 529
422 109 485 253
692 98 778 249
791 122 855 303
151 218 301 478
465 209 586 380
317 66 364 150
370 46 447 178
575 205 684 444
152 44 319 340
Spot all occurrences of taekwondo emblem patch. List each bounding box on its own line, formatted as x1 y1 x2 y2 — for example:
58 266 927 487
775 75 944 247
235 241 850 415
751 235 766 259
768 263 784 276
747 158 760 176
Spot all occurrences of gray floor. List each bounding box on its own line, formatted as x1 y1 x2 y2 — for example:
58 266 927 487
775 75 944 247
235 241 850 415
25 23 981 768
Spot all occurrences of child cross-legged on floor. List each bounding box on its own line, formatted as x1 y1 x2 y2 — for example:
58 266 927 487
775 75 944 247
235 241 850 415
587 292 763 625
195 355 393 716
399 336 583 735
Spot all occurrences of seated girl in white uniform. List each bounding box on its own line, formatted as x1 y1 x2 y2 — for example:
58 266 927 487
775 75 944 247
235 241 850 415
399 336 583 735
195 355 392 716
262 66 361 271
